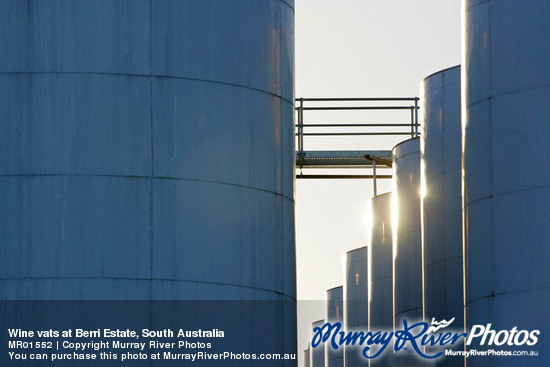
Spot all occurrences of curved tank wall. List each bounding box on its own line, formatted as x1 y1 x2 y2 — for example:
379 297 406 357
420 65 463 335
368 192 392 367
312 320 326 367
421 66 463 367
391 138 423 366
326 286 343 367
0 0 295 300
0 0 295 358
304 345 311 367
344 247 369 366
462 1 550 365
392 138 422 327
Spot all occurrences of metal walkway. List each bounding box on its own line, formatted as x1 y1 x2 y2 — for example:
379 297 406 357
295 97 419 180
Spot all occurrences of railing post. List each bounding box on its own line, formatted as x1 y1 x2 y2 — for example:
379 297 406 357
414 98 419 137
296 107 301 153
410 106 415 138
372 159 377 196
299 98 304 156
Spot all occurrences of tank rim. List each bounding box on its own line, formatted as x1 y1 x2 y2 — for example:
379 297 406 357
372 191 392 199
392 136 420 153
345 246 368 255
326 285 343 293
422 64 461 82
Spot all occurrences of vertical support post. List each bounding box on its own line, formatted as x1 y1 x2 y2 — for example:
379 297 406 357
299 98 304 156
372 159 377 196
410 107 415 138
414 98 419 137
296 107 301 153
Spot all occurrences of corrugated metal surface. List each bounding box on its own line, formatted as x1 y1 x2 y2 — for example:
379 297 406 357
420 65 463 367
462 1 550 366
368 192 392 367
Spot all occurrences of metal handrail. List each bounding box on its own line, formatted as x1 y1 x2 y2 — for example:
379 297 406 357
295 97 420 158
297 97 418 101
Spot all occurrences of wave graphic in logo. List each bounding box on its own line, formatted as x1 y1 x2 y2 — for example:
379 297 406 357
427 317 455 333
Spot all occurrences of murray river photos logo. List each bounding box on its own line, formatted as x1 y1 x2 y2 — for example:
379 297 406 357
311 318 540 360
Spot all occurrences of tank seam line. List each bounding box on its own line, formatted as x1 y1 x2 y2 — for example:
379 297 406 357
425 256 463 266
488 1 495 300
278 0 294 11
397 228 421 236
393 150 420 160
442 75 448 314
463 184 550 208
0 277 296 300
148 0 154 299
0 173 295 203
466 285 550 306
396 307 422 314
466 0 489 12
425 168 461 180
466 84 550 109
371 276 392 282
0 71 294 106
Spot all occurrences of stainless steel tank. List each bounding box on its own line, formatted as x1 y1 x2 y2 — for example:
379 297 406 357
312 320 326 367
305 344 311 367
391 138 423 366
344 247 369 366
368 192 392 367
420 65 463 366
462 1 550 365
0 0 296 361
392 138 422 326
326 286 343 367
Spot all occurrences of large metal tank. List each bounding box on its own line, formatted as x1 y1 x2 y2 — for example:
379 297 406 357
420 65 463 366
392 138 422 326
390 138 423 366
368 192 392 367
304 344 311 367
326 286 343 367
462 1 550 365
344 247 369 366
0 0 295 359
312 320 326 367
